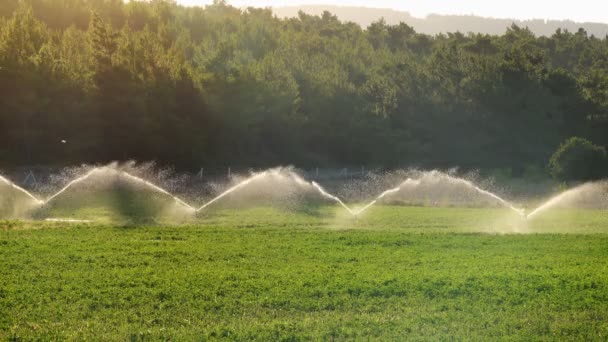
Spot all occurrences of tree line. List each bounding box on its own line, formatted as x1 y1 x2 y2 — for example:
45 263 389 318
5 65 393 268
1 0 607 180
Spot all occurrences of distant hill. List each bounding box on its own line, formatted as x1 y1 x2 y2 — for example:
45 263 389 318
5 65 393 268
272 5 608 37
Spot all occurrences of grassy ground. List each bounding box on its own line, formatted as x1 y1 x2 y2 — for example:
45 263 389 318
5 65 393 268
1 206 608 340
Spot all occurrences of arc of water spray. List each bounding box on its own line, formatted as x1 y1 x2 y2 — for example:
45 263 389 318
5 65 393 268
120 171 196 211
43 167 196 211
2 168 115 206
0 175 44 204
525 182 600 220
194 168 358 214
353 172 524 217
353 178 418 216
196 170 275 212
289 173 355 214
311 181 356 215
1 167 196 211
43 168 102 204
446 174 525 217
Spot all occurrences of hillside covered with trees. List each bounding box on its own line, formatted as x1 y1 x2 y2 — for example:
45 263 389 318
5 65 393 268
273 5 608 38
1 0 607 177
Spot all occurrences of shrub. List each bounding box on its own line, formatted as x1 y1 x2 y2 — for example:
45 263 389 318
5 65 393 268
549 137 608 182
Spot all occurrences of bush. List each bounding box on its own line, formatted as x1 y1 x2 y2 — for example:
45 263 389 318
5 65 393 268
549 137 608 182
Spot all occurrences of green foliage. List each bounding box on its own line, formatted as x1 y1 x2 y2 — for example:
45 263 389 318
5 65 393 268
1 206 608 339
549 137 608 181
0 1 607 170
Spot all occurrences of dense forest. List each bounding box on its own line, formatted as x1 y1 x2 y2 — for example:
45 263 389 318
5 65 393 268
1 0 607 176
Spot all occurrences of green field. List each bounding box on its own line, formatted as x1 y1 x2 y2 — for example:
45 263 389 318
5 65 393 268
2 206 608 340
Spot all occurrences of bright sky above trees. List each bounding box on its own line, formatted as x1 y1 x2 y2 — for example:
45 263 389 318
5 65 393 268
178 0 608 23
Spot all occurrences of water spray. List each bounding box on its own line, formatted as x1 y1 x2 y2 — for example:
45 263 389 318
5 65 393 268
311 181 356 216
0 166 605 222
0 175 44 205
196 170 274 212
121 171 195 212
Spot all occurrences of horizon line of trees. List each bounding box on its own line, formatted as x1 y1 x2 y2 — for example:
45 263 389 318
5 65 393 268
1 0 607 181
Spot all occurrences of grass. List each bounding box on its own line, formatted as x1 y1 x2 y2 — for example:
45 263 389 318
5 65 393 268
1 205 608 340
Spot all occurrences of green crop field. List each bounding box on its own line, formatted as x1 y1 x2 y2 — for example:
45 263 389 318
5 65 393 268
1 206 608 340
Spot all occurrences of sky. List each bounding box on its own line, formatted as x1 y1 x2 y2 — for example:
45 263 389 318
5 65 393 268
178 0 608 23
